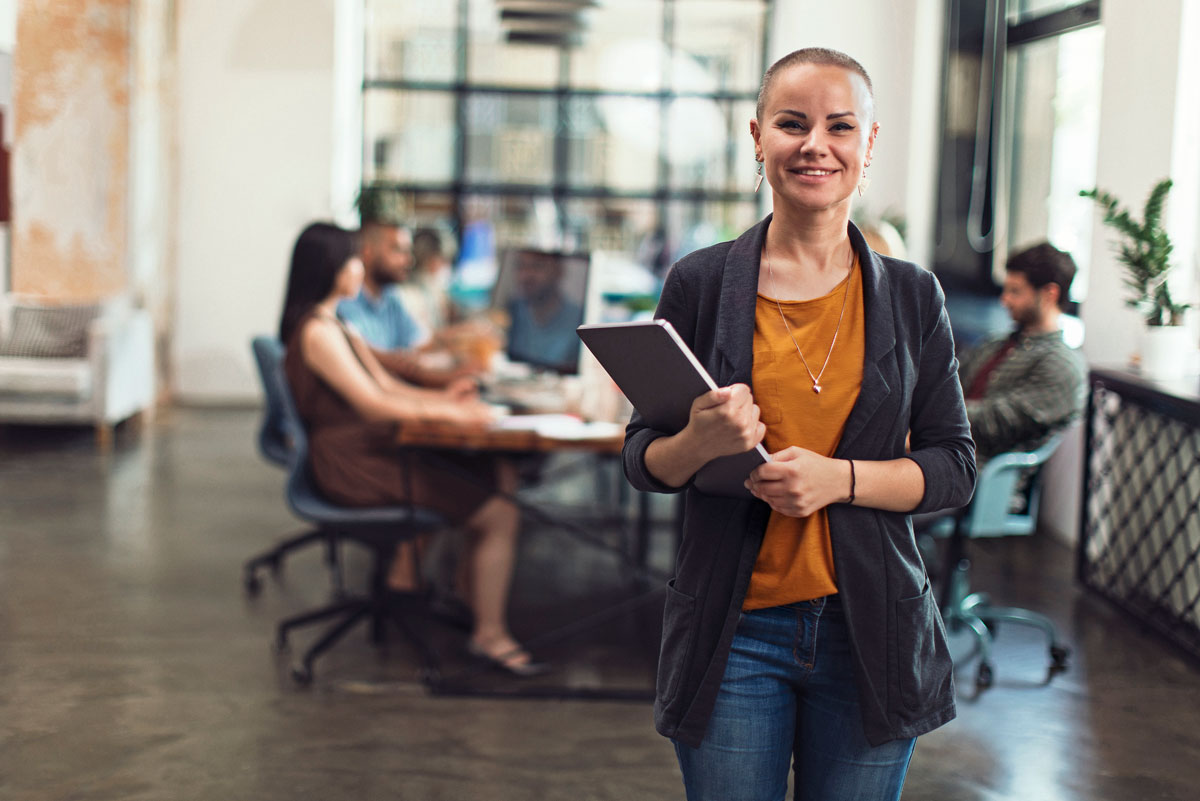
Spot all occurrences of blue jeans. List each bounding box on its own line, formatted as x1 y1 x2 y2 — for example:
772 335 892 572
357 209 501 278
674 597 915 801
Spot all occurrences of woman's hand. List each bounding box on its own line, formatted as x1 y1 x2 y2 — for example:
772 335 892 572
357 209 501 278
686 384 766 462
443 376 482 403
746 447 851 518
643 383 765 489
441 397 498 428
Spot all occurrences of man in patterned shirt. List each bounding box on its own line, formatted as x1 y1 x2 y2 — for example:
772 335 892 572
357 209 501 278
958 242 1087 462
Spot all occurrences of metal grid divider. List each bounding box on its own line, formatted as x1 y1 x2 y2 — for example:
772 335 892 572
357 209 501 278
1079 370 1200 664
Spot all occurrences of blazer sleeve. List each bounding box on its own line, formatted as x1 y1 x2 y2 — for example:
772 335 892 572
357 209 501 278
622 264 694 495
905 272 978 514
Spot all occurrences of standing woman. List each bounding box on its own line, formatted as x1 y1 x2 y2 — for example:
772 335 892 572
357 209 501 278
279 222 542 675
623 49 975 800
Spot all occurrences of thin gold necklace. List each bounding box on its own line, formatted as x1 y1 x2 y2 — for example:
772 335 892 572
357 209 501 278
763 244 853 394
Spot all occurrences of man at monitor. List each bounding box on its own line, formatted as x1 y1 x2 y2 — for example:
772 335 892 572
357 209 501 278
338 194 479 388
958 241 1087 461
505 248 584 373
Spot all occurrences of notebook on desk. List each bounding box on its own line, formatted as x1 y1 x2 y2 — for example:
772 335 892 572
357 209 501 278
577 318 770 498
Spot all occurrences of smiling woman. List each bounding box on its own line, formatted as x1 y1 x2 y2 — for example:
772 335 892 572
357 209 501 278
623 47 976 801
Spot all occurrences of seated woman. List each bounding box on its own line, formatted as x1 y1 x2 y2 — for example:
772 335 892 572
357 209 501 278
278 221 542 676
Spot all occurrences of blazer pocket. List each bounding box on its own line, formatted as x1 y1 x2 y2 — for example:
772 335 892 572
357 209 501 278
894 584 951 711
657 579 698 708
751 350 783 425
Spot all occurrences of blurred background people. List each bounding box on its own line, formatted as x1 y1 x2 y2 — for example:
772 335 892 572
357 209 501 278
400 226 455 335
279 221 545 676
958 242 1087 462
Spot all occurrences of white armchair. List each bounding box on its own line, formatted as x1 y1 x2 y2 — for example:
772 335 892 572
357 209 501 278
0 294 156 446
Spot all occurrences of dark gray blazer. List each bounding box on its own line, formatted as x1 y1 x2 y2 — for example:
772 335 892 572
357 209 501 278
623 216 976 748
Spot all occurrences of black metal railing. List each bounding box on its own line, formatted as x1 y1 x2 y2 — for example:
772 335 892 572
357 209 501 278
1079 369 1200 664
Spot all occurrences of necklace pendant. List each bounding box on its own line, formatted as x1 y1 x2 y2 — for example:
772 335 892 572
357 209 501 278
813 384 822 394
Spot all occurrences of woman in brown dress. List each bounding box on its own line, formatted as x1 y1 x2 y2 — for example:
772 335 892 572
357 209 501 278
278 221 540 675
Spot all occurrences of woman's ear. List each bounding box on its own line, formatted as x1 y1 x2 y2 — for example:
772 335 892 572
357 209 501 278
865 121 880 164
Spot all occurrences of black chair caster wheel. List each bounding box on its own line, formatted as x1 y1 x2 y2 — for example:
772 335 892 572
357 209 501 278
1050 644 1071 671
976 662 993 689
291 663 313 685
244 571 262 596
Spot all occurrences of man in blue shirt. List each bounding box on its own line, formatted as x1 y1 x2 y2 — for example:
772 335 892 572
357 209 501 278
338 214 478 389
338 223 429 351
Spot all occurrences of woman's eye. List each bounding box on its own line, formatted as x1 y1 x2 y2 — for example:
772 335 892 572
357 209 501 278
831 123 854 132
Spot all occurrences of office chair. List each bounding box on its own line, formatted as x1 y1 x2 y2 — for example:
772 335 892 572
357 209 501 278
922 432 1072 690
243 337 344 597
265 351 447 684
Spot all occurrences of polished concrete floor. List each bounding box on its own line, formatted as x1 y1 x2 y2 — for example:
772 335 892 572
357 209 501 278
2 407 1199 800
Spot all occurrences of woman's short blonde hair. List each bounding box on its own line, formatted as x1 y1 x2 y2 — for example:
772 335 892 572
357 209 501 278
756 47 874 121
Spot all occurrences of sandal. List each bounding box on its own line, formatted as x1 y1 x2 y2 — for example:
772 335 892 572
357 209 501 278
466 639 550 678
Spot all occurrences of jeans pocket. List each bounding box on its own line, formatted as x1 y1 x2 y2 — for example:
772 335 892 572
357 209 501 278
658 579 698 707
894 584 948 711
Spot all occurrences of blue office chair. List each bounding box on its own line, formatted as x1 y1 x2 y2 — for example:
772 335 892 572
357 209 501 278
242 337 344 597
265 348 447 684
922 432 1072 690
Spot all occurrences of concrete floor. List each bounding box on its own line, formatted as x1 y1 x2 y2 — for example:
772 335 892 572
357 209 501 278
2 407 1199 800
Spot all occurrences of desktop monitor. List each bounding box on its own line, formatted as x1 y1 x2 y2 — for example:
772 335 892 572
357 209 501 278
491 247 591 374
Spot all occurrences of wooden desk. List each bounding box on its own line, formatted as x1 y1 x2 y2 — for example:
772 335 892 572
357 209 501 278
395 419 624 455
394 416 659 570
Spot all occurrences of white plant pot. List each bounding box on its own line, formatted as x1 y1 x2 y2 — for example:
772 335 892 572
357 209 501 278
1140 325 1193 380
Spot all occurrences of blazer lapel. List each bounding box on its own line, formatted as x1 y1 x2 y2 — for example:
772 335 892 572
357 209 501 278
714 215 771 386
837 223 897 455
707 216 897 453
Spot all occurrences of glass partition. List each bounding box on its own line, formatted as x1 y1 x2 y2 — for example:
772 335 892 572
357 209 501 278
362 0 772 288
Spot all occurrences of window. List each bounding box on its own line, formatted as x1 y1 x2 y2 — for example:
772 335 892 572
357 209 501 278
933 0 1102 302
1001 23 1104 300
361 0 772 288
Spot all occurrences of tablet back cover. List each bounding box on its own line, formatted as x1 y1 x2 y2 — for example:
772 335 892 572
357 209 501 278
577 319 768 497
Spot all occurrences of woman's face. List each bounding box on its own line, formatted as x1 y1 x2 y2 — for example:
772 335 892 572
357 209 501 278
332 256 365 300
750 63 878 216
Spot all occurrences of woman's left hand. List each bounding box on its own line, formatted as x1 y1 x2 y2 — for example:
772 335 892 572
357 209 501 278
443 376 481 402
745 447 850 518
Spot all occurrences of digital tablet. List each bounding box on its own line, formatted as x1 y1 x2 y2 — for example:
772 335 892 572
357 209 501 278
577 318 770 498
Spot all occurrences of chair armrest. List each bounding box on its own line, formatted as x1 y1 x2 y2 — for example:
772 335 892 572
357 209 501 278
966 433 1066 536
88 306 155 424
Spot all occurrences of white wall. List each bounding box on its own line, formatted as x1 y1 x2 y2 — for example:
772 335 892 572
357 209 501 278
173 0 344 401
0 0 14 53
1082 0 1195 368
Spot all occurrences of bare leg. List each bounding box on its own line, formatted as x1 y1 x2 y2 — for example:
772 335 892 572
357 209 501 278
386 537 429 592
464 462 531 666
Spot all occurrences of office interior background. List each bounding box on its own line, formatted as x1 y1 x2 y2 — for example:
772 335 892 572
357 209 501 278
2 1 1200 799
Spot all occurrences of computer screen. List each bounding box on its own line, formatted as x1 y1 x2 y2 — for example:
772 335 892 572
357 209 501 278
491 248 591 374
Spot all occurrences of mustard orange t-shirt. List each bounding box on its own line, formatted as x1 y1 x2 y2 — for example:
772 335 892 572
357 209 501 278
742 256 865 610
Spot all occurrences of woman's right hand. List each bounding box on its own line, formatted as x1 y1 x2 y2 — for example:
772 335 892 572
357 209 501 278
443 397 499 428
685 383 765 460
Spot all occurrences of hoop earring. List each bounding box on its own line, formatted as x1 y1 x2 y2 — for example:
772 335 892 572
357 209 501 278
754 159 764 193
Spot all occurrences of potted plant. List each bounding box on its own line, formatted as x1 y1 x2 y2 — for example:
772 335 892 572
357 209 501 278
1081 178 1192 379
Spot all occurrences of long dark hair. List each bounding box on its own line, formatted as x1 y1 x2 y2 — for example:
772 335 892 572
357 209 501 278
278 222 359 342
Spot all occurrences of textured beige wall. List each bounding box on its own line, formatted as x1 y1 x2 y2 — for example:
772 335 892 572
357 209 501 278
11 0 130 301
